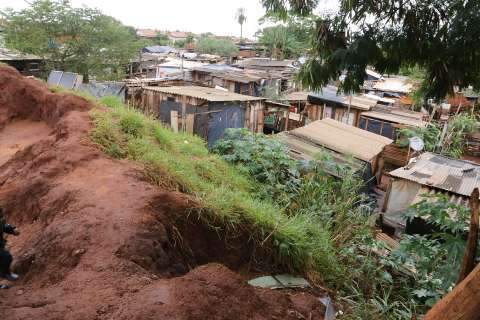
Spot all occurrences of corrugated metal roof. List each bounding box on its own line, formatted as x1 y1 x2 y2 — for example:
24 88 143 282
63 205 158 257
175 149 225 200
373 77 414 94
236 58 296 69
285 91 309 101
143 46 175 54
308 85 378 111
361 110 427 127
389 152 480 197
144 86 265 102
276 132 365 176
366 69 383 80
0 48 41 61
284 118 393 162
193 65 242 73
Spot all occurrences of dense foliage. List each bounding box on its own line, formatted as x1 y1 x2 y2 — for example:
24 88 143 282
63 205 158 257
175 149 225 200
2 0 143 80
387 194 471 307
256 15 316 59
213 129 419 319
397 113 477 158
213 129 301 206
196 36 239 57
261 0 480 99
212 128 480 318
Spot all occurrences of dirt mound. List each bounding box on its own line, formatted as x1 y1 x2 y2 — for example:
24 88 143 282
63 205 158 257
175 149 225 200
0 66 325 320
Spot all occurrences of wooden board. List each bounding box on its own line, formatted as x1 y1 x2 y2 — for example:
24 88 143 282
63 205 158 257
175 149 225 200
170 111 178 133
186 114 194 134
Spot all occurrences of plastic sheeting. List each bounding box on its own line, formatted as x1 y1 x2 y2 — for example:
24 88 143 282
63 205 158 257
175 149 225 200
384 179 422 231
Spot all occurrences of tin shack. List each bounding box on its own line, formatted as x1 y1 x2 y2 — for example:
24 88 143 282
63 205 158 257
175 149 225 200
277 118 393 184
307 86 379 126
137 86 265 147
383 152 480 235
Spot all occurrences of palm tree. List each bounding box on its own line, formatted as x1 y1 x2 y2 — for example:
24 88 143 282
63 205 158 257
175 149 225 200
235 8 246 41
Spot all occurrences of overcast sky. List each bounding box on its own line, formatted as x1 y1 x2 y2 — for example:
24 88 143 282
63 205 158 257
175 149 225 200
0 0 339 38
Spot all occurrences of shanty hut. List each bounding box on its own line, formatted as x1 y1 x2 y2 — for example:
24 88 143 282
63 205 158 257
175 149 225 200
137 86 265 147
383 152 480 234
0 48 43 77
358 107 427 139
307 86 379 126
191 66 262 96
277 119 393 183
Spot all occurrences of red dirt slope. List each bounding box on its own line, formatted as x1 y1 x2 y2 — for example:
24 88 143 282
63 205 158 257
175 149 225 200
0 66 325 320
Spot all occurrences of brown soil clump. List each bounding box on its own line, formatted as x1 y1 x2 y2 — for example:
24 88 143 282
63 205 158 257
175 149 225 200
0 66 325 320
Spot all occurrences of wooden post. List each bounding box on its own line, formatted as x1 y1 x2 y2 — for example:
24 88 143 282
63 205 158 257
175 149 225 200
457 188 479 284
181 96 187 132
376 155 385 186
186 114 194 134
285 109 290 131
424 263 480 320
171 111 179 133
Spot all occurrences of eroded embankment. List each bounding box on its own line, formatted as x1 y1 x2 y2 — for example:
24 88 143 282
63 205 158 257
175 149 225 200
0 66 325 320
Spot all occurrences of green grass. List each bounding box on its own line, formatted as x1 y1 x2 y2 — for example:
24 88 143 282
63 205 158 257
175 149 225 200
90 96 340 279
49 85 98 102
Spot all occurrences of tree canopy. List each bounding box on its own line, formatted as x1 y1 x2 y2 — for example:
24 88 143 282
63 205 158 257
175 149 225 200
257 15 316 59
261 0 480 99
2 0 143 80
196 36 239 57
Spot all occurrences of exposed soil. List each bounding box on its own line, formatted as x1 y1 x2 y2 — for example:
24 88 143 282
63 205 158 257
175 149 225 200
0 66 326 320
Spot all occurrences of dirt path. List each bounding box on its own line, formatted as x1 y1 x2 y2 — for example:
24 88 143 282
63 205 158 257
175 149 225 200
0 66 326 320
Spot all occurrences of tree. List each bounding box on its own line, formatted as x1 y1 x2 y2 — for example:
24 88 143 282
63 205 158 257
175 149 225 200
186 33 195 45
261 0 480 100
196 36 239 57
155 32 170 46
235 8 247 41
257 15 315 59
3 0 143 81
257 26 297 59
173 39 186 49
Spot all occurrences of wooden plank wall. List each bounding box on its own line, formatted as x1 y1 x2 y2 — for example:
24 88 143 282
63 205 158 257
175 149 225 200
138 89 265 135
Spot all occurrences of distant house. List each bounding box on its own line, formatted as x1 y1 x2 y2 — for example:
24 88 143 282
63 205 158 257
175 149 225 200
383 152 480 234
168 31 188 43
136 86 265 147
237 44 257 58
191 66 261 96
277 118 393 184
0 48 44 77
136 29 158 39
307 86 379 126
264 91 310 133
